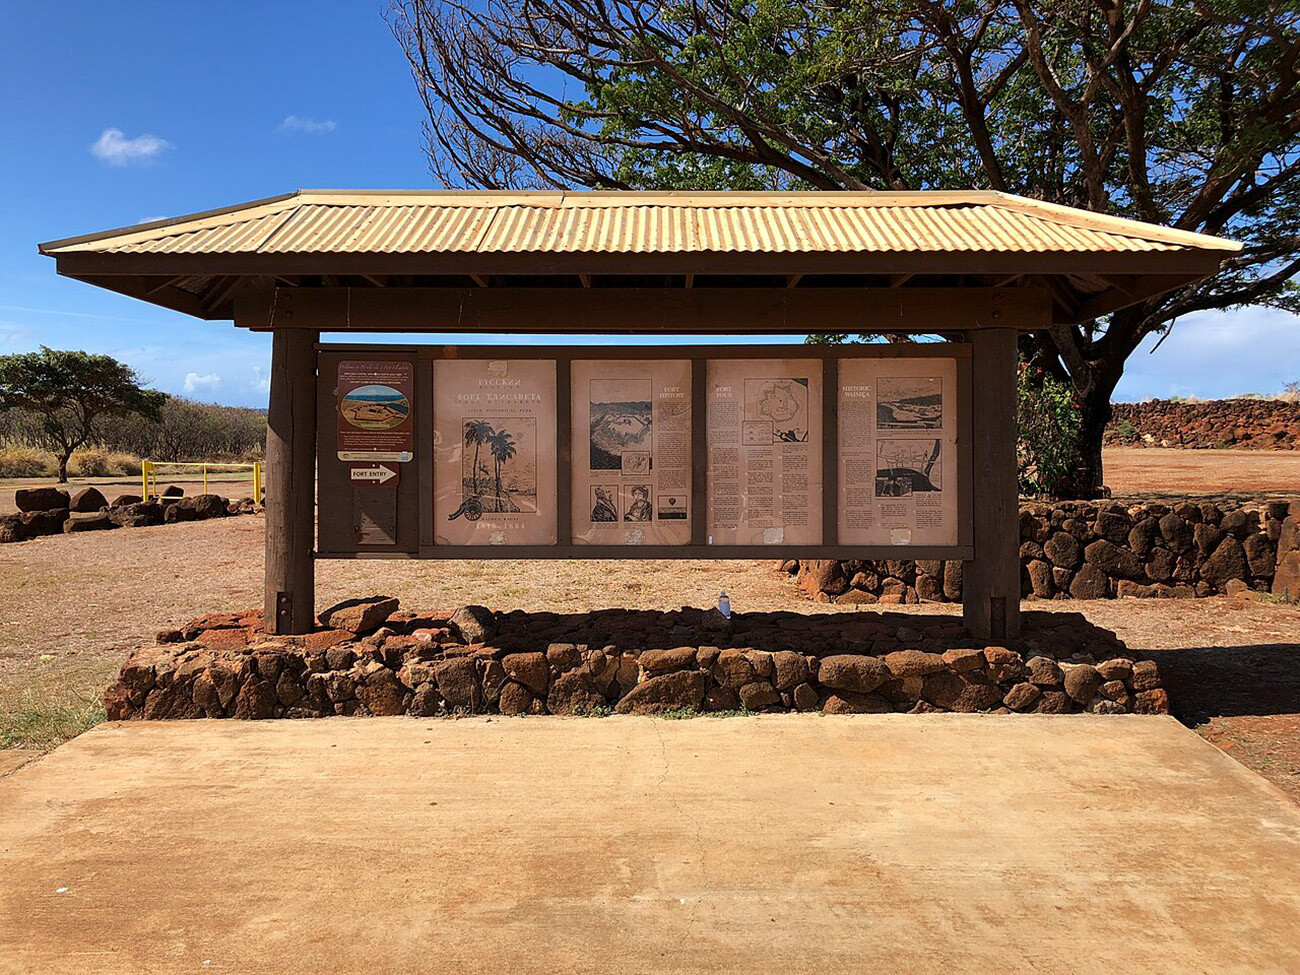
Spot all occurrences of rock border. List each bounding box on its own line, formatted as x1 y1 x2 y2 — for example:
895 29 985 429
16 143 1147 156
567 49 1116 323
107 598 1169 720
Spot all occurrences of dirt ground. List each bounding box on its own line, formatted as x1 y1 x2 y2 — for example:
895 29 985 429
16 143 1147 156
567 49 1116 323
5 715 1300 975
1102 447 1300 500
1 511 1298 801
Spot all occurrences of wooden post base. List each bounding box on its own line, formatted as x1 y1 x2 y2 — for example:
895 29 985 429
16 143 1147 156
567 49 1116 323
264 328 318 634
963 328 1021 641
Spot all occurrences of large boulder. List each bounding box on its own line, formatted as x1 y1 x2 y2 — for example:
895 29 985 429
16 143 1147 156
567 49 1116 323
0 515 24 543
818 655 889 694
449 605 496 644
14 486 69 512
63 511 116 533
318 595 399 635
614 670 707 714
107 501 164 528
69 486 108 512
172 494 229 520
19 509 68 537
1200 536 1248 590
1083 539 1144 581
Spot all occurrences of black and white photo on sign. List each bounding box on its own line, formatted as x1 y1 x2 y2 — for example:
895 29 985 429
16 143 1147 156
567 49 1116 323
590 484 619 523
450 417 539 520
743 377 809 442
657 493 687 520
875 439 942 497
622 483 653 521
589 379 653 472
876 377 942 429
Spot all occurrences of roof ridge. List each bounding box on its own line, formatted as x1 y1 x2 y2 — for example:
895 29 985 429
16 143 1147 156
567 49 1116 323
986 192 1240 252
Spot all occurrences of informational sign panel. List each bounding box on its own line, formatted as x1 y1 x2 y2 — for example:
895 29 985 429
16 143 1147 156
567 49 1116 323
570 359 692 546
706 359 823 546
336 360 415 462
432 359 558 546
316 346 968 560
838 357 958 546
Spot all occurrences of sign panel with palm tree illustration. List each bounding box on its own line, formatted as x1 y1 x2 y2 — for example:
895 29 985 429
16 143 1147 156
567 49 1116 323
433 359 556 546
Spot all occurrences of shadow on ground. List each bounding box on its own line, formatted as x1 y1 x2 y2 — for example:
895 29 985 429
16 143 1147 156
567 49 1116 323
1146 644 1300 723
480 607 1124 658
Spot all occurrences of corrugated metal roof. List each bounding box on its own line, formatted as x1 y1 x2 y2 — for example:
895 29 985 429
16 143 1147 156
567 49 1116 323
40 190 1240 257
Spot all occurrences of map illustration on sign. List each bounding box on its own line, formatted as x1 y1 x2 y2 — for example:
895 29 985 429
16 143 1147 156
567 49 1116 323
589 380 653 472
875 439 942 496
876 377 942 429
449 417 538 521
340 384 411 430
744 378 809 442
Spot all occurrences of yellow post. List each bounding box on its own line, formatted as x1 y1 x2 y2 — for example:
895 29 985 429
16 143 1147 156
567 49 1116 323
203 463 209 494
254 462 262 504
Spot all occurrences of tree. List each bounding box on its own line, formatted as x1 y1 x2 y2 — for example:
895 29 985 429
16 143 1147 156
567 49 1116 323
488 428 517 500
0 347 164 482
463 419 496 494
391 0 1300 496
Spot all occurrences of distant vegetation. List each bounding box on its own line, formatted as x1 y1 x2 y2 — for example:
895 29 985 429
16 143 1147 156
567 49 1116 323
0 395 266 478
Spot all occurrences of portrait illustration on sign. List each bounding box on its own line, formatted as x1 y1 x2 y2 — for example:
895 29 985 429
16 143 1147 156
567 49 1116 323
875 439 942 496
589 380 653 472
622 484 653 522
449 417 538 521
876 377 942 429
590 484 618 523
744 378 809 442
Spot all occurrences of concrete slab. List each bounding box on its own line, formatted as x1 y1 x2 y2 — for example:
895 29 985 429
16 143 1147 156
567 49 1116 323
0 749 39 777
1 715 1298 974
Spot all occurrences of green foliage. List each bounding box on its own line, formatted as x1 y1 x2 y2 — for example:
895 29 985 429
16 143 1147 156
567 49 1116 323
1017 363 1082 499
0 347 164 481
396 0 1300 496
1113 418 1138 441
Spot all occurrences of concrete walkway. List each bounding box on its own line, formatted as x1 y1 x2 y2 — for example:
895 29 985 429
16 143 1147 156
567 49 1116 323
1 715 1298 974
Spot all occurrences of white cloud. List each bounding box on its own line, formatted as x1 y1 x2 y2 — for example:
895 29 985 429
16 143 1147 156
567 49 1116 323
277 115 337 134
250 365 270 395
183 372 222 394
1114 307 1300 401
90 127 173 166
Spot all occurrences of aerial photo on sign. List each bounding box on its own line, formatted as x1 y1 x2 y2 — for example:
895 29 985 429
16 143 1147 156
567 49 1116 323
336 360 415 462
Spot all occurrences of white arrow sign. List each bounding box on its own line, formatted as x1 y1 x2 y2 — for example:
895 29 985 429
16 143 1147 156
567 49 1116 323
350 464 399 485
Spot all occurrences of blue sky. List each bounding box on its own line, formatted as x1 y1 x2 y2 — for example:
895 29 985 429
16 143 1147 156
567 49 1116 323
2 2 1296 407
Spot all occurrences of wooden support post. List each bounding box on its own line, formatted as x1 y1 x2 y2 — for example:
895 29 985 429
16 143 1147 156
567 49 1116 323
963 328 1020 641
264 328 318 634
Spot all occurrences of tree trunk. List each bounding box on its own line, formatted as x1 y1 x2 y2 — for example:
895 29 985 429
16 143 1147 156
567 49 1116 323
1055 366 1126 500
57 452 70 483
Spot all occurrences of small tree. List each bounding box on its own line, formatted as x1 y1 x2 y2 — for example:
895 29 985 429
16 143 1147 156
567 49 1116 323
1017 363 1083 499
0 347 164 482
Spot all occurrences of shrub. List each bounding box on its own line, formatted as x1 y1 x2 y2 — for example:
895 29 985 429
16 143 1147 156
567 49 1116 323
67 448 143 477
0 445 56 477
1017 364 1082 499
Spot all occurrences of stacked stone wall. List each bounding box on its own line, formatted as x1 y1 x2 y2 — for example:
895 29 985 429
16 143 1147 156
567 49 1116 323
791 499 1299 604
1105 398 1299 449
104 599 1168 722
0 485 256 543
